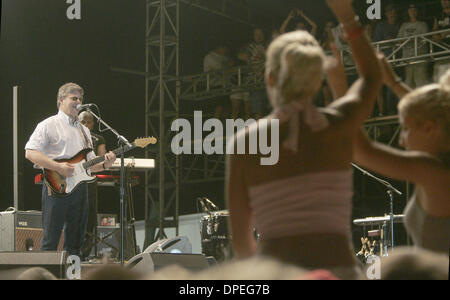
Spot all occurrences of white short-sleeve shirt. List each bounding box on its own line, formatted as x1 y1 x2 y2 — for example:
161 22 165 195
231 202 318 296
25 110 96 163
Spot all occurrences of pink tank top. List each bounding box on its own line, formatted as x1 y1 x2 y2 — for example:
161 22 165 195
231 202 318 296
248 170 353 240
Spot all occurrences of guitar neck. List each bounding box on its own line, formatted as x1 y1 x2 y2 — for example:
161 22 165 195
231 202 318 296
83 143 136 169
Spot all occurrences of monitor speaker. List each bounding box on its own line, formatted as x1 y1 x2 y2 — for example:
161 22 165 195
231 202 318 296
125 252 211 275
0 251 68 279
144 236 192 254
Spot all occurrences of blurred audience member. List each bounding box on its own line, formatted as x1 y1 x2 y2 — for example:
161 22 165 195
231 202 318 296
377 247 449 280
373 4 401 116
354 58 450 255
398 4 429 88
238 28 269 119
432 0 450 83
373 4 400 45
145 256 309 280
227 0 381 280
280 9 318 37
320 21 336 51
85 264 142 280
16 267 58 280
203 43 231 119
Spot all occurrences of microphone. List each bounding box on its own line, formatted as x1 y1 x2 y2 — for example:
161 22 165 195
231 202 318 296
76 103 94 110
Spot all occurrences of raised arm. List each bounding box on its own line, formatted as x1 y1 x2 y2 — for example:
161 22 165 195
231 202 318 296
225 153 257 259
432 18 447 43
280 10 295 34
326 0 382 132
298 10 318 36
378 54 412 100
324 43 349 99
353 130 450 188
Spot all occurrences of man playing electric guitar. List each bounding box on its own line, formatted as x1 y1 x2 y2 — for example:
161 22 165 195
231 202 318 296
25 83 116 257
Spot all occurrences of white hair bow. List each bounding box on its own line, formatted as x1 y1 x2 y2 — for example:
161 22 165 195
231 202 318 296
274 100 329 152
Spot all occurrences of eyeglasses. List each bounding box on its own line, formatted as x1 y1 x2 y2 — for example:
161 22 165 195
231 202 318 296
69 96 83 101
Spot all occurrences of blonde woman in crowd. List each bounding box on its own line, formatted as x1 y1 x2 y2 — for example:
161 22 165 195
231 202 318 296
353 56 450 255
226 0 382 280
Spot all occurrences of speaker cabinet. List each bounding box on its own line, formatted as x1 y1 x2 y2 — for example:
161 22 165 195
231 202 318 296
0 251 68 279
126 252 211 275
0 210 63 251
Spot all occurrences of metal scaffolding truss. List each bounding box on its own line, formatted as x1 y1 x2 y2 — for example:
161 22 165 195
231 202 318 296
364 115 400 146
345 28 450 70
179 0 255 25
180 29 450 101
142 0 260 247
144 0 180 247
181 63 265 101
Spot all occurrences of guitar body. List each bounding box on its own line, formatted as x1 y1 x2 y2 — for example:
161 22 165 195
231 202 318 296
43 149 97 196
41 137 157 196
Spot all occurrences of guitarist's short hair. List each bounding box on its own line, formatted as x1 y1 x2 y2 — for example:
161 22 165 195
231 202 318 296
57 83 84 109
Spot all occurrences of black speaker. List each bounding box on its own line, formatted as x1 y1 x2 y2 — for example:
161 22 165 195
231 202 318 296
0 251 68 279
93 225 136 260
125 252 211 275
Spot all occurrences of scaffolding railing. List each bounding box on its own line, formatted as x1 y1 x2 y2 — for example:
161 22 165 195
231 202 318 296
345 28 450 68
179 0 255 26
180 29 450 101
181 63 265 101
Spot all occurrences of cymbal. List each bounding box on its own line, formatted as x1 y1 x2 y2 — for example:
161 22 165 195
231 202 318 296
353 215 405 226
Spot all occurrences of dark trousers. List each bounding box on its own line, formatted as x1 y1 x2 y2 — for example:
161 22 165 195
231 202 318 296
80 182 98 258
41 183 89 257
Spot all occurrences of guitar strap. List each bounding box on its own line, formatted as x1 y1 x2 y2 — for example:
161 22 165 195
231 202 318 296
77 123 94 150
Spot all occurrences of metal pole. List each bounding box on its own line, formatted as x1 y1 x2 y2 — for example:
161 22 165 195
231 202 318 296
175 0 180 237
159 0 166 240
388 190 394 252
13 86 19 210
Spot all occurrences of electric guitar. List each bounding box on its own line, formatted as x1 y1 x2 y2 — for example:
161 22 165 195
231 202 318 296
43 137 157 196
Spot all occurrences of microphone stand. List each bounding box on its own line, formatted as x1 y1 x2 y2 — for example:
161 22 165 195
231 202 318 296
352 163 402 256
86 107 132 266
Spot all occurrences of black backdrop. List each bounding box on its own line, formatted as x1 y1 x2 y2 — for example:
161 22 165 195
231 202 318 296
1 0 415 249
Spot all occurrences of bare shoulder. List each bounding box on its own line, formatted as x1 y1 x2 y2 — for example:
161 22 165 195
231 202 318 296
317 107 352 137
408 151 450 188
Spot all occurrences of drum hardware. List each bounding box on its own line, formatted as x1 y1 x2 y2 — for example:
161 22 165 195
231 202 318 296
197 196 232 262
82 169 140 260
353 214 405 262
197 197 220 214
352 163 402 255
368 229 380 237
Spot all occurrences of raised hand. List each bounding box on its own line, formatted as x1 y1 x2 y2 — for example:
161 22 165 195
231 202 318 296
325 43 348 99
377 52 411 98
288 9 295 19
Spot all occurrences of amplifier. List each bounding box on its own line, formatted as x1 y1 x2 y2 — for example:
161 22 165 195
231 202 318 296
0 210 63 252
